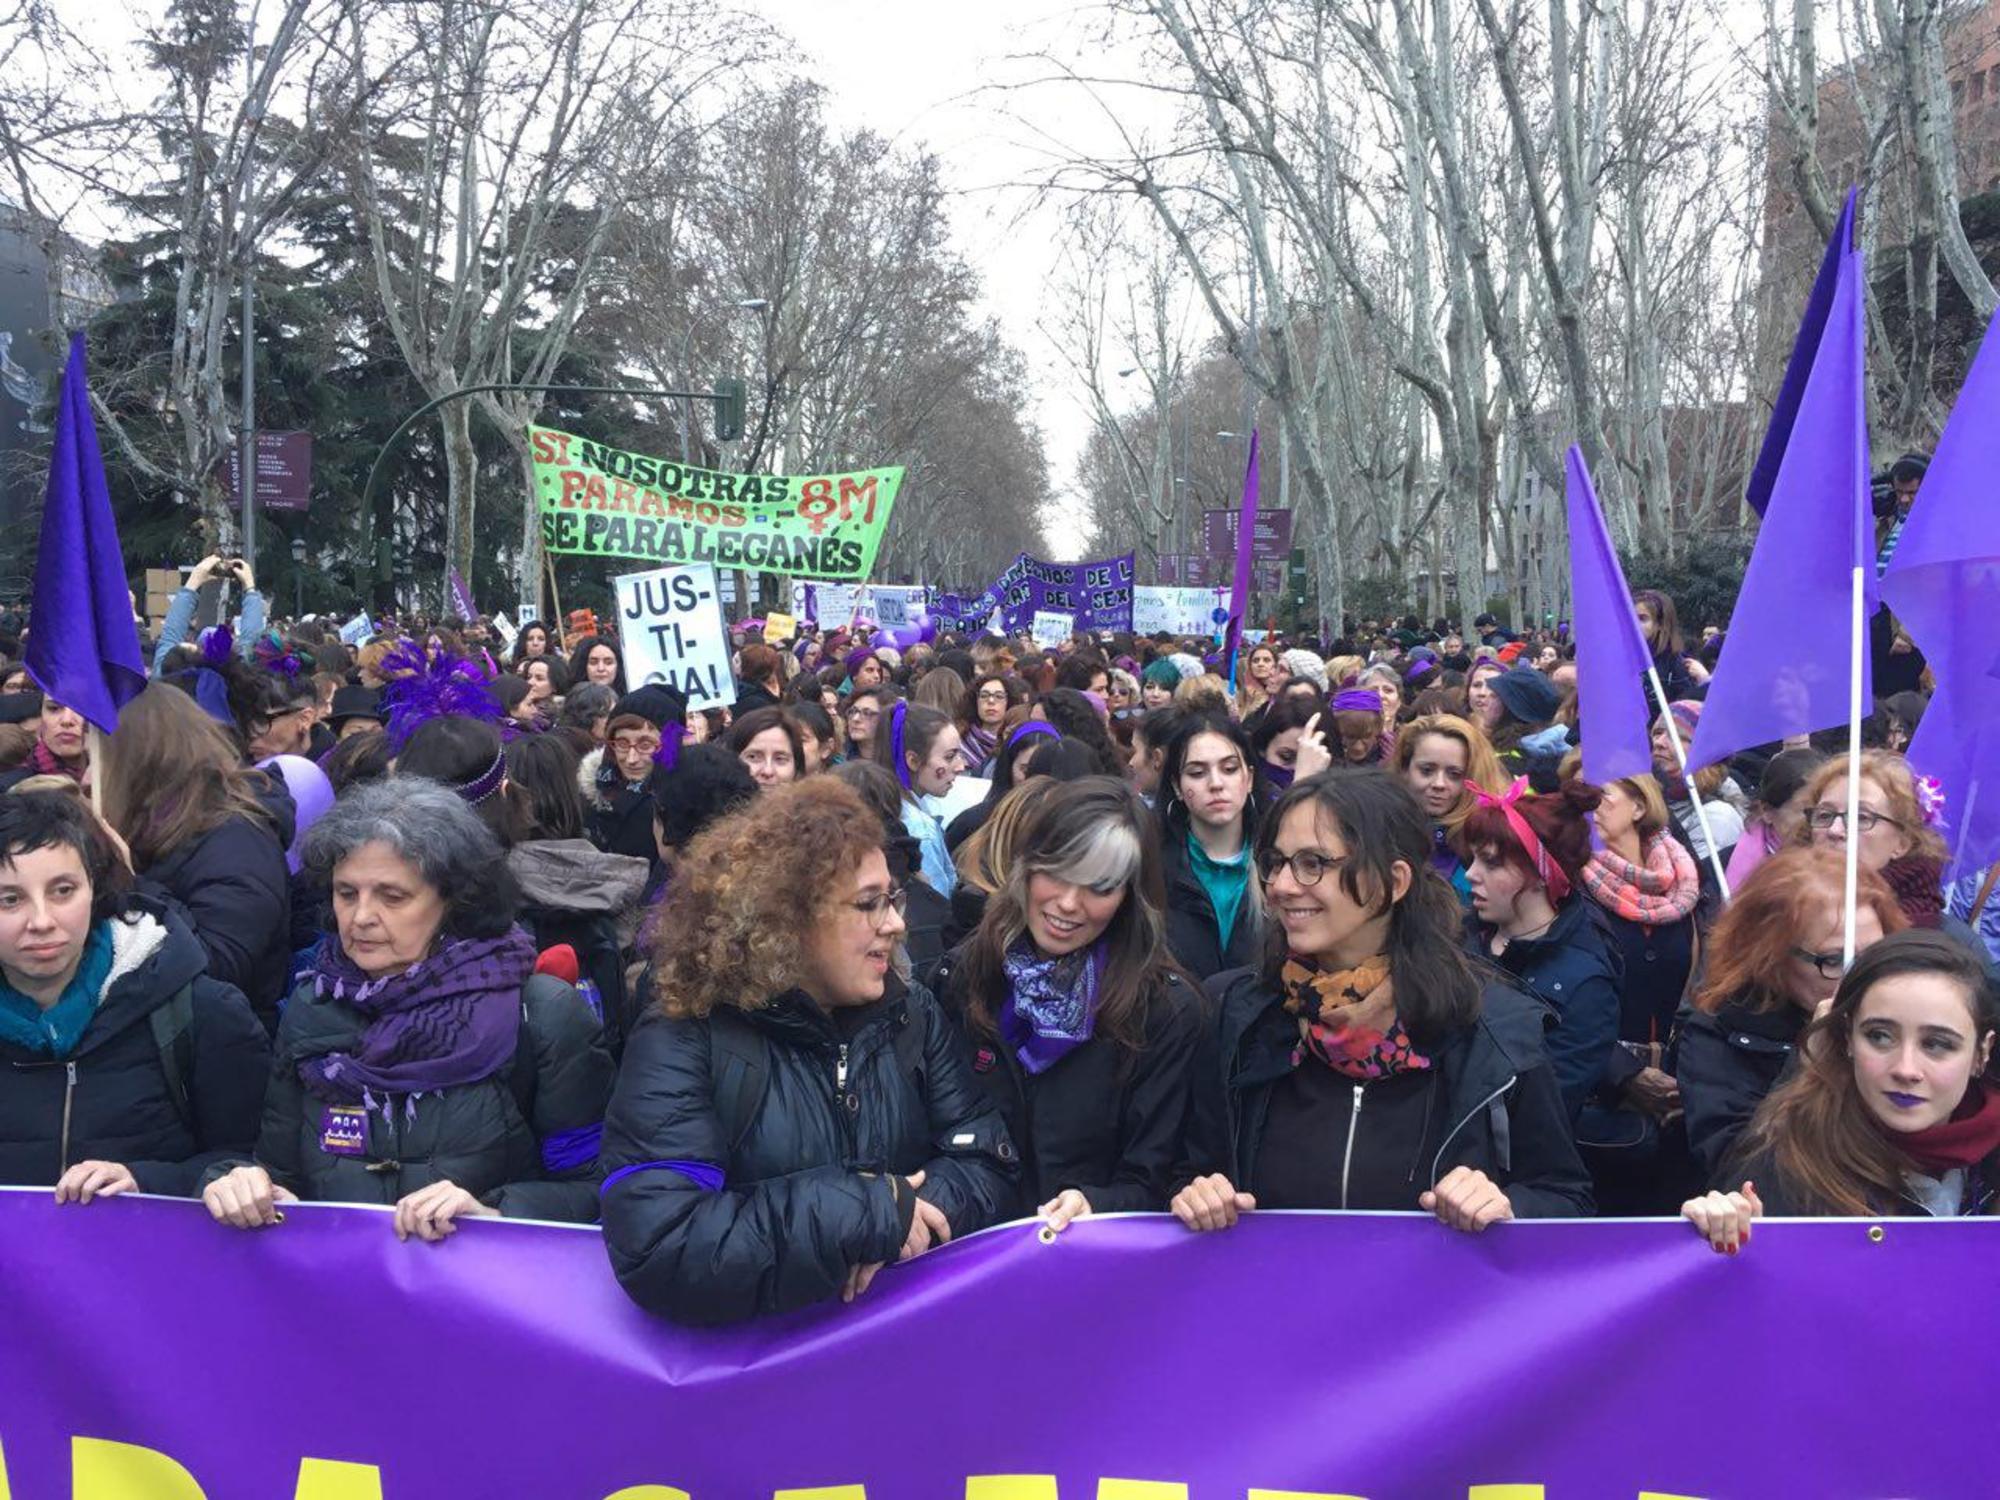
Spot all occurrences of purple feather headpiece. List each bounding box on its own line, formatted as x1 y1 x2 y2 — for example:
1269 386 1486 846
251 632 305 681
198 624 235 668
377 637 506 750
652 721 689 773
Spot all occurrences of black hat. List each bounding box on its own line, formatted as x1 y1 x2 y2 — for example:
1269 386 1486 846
1492 665 1560 726
327 684 382 730
1473 613 1499 630
0 689 42 725
611 684 688 731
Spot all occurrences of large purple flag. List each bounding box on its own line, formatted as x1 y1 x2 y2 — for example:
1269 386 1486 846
1881 313 2000 877
24 333 146 732
1689 190 1871 773
2 1190 1998 1495
1744 193 1850 518
1565 445 1653 783
1221 427 1260 684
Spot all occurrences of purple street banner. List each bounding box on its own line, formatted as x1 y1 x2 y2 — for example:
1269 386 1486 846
2 1190 1991 1498
221 430 314 513
1201 506 1292 563
446 566 478 623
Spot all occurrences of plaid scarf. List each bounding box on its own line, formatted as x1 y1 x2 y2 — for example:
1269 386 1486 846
1582 833 1699 925
1280 955 1431 1080
298 927 537 1114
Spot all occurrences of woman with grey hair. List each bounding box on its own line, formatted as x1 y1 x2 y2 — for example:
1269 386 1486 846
199 778 614 1241
931 776 1205 1233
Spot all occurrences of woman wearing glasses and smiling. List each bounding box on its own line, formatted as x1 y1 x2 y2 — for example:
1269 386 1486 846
1794 751 1961 934
599 777 1014 1325
1172 770 1590 1236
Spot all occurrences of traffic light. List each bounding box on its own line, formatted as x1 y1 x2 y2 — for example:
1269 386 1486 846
713 377 746 443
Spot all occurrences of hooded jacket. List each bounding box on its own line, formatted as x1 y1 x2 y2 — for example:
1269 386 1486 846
579 747 658 869
205 968 614 1222
932 949 1207 1218
599 977 1016 1326
1466 898 1623 1121
140 791 293 1033
1194 967 1592 1218
0 899 269 1195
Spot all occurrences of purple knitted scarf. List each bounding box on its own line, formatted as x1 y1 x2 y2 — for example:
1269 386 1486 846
299 927 537 1112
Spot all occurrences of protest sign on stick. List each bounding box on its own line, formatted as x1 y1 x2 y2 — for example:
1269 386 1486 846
613 562 737 709
1031 610 1073 650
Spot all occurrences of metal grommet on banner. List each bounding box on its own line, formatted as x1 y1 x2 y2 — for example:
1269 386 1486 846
272 1211 286 1225
1036 1223 1058 1246
1868 1224 1885 1243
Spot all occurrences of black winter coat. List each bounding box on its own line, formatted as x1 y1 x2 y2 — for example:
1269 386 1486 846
1675 992 1805 1187
140 811 293 1032
1593 905 1697 1095
211 970 613 1221
0 900 269 1195
1195 968 1592 1218
1467 898 1622 1121
1729 1142 1998 1218
1160 824 1262 982
582 751 659 869
599 979 1016 1326
933 950 1206 1217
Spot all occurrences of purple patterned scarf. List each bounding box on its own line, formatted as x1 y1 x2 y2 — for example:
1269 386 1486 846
998 938 1106 1074
299 927 537 1112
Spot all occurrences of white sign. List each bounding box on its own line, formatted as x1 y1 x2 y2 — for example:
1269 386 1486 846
787 581 928 627
338 612 374 647
518 604 540 626
490 612 519 653
613 562 737 709
871 585 928 627
1031 610 1073 650
1133 586 1223 639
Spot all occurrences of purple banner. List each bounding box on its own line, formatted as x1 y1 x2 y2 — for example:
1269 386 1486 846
221 430 313 513
997 553 1134 633
1202 505 1290 561
2 1190 1989 1496
447 566 478 622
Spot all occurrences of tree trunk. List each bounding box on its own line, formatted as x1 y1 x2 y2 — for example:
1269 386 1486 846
440 396 479 592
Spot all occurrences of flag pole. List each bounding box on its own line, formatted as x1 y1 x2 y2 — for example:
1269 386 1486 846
87 725 104 820
1648 664 1732 900
1843 563 1866 969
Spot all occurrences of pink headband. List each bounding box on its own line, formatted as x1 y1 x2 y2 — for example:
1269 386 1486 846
1468 776 1570 903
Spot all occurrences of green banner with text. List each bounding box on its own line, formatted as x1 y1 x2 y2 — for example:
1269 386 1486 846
530 426 903 581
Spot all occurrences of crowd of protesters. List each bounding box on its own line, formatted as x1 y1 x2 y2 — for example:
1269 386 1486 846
1 523 1994 1324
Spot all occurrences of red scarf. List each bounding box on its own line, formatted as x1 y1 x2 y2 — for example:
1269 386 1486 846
28 739 84 783
1879 854 1946 930
1876 1080 2000 1177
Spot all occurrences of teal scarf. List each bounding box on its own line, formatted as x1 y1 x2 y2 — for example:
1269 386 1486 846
0 924 115 1059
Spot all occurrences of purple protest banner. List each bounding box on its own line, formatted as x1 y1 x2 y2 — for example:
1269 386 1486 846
447 566 478 622
0 1190 1993 1497
997 553 1134 633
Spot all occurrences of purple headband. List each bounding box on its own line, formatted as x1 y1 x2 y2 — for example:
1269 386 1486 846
889 701 912 788
1331 689 1383 713
451 750 506 806
1007 719 1060 751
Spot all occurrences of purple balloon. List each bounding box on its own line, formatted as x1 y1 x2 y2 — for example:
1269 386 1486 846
256 753 335 875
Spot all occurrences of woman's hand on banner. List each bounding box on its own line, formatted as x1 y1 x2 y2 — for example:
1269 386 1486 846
53 1160 136 1205
1037 1189 1094 1234
202 1165 296 1230
1421 1167 1514 1233
393 1180 498 1243
1681 1181 1764 1254
1170 1173 1257 1233
842 1260 886 1303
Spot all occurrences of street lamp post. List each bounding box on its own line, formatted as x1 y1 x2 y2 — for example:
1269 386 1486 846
289 535 306 620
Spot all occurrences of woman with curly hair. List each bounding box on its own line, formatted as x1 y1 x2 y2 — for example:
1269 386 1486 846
598 777 1015 1326
1795 751 1954 932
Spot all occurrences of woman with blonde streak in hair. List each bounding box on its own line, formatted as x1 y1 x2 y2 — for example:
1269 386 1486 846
1392 713 1505 904
948 776 1066 952
933 777 1206 1231
598 778 1015 1326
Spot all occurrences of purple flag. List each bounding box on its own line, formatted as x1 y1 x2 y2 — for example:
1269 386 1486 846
24 334 146 733
1689 190 1871 773
1880 313 2000 877
1222 427 1260 684
1564 445 1653 784
447 565 478 622
1744 195 1851 519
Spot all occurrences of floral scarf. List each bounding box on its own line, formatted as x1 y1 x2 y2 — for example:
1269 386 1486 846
1582 832 1699 925
1280 955 1431 1080
998 938 1105 1074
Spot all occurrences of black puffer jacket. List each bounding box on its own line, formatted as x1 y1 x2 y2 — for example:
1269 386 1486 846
933 949 1207 1217
600 978 1016 1326
1675 992 1805 1187
0 899 269 1195
208 969 613 1220
1194 968 1592 1218
1160 824 1262 982
140 809 293 1033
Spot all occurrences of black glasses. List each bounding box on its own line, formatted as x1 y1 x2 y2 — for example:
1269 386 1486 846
1793 947 1846 981
1806 806 1896 835
851 886 908 927
1257 849 1348 887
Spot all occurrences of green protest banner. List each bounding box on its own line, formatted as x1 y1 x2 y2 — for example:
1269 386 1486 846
530 427 902 581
